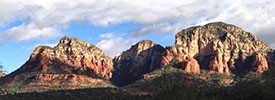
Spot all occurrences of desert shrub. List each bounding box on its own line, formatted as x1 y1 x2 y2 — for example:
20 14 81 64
152 74 207 100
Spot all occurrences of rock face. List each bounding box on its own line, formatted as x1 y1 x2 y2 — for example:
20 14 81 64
253 53 269 74
0 71 5 78
182 56 200 74
161 22 273 75
0 37 114 94
112 40 166 86
15 36 113 79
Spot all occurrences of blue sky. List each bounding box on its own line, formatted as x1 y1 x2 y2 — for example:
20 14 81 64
0 21 175 73
0 0 275 73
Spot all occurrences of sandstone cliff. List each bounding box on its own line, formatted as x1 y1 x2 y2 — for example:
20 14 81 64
0 37 114 93
13 36 113 79
161 22 273 75
112 40 166 86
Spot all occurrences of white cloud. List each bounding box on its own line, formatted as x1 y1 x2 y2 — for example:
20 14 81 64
128 23 182 37
0 23 60 42
0 0 274 50
96 33 136 58
195 0 275 48
22 42 58 51
0 0 227 30
0 0 24 27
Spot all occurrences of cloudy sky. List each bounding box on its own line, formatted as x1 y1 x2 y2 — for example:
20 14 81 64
0 0 275 73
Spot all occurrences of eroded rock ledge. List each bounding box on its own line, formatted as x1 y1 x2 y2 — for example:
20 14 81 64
161 22 273 75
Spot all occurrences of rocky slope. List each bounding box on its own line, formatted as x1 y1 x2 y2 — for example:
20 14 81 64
12 36 113 79
161 22 274 76
0 37 114 94
112 40 166 86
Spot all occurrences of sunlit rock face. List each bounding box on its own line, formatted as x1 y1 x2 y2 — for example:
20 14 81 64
112 22 274 86
112 40 166 86
20 36 113 79
182 56 201 74
161 22 273 75
0 37 114 94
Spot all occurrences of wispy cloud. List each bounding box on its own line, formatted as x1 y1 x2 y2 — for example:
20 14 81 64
22 42 58 51
127 23 181 37
0 23 60 42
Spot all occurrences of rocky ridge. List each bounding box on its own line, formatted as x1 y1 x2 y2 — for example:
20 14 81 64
161 22 273 75
112 40 166 86
0 37 114 94
14 36 113 79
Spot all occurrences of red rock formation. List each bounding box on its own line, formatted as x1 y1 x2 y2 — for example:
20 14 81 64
160 47 201 74
18 36 113 79
0 37 114 94
112 40 166 86
253 53 269 74
182 56 200 74
208 53 230 76
1 22 274 94
162 22 273 75
160 47 175 66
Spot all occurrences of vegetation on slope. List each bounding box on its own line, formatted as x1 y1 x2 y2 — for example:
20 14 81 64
1 66 275 100
1 58 275 100
0 88 150 100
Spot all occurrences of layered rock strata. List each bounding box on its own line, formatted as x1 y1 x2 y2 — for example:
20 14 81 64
0 37 114 93
15 36 113 79
112 40 166 86
161 22 273 75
